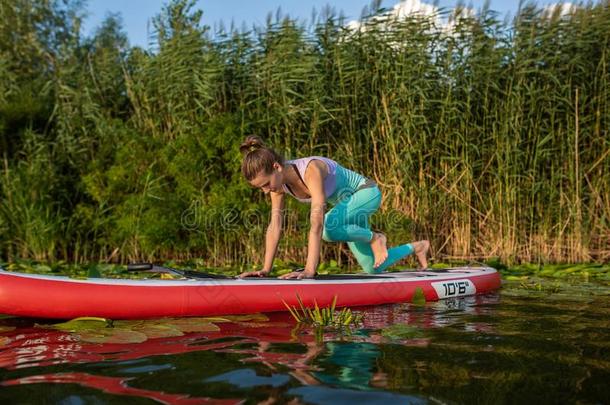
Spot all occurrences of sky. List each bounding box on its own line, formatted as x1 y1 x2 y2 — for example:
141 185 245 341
81 0 561 48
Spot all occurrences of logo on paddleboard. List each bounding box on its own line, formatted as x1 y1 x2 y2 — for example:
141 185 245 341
431 279 476 298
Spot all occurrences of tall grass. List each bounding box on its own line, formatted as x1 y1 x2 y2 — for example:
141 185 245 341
0 0 608 267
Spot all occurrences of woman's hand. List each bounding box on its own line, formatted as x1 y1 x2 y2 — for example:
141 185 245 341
278 268 316 279
238 269 270 278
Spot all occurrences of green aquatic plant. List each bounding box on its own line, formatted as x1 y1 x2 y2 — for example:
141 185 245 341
36 317 147 344
518 281 561 293
411 287 426 306
49 317 115 330
283 295 364 328
317 260 343 275
500 263 610 283
380 324 424 340
35 315 276 344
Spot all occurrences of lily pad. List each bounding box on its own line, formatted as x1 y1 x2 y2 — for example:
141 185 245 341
78 328 148 344
34 264 53 273
381 324 424 340
87 267 101 278
505 275 529 281
40 317 112 332
216 314 269 322
195 314 269 323
114 318 220 334
235 321 291 328
155 318 221 333
197 317 233 323
37 317 150 344
129 323 185 339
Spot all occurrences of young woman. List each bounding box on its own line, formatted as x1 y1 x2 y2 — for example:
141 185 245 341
238 136 429 279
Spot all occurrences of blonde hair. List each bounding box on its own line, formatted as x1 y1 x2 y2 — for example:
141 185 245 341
239 136 284 181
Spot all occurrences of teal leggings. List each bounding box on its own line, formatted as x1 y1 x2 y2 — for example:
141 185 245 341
322 185 414 274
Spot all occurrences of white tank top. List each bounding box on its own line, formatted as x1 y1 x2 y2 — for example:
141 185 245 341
282 156 375 204
281 156 337 203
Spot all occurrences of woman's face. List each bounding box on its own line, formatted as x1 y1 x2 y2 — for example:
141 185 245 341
250 162 284 194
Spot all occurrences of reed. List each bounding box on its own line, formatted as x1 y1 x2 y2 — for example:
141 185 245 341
0 0 608 266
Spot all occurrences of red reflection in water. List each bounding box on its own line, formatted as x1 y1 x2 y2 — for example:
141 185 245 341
0 297 497 402
0 328 255 370
1 372 241 404
0 299 496 370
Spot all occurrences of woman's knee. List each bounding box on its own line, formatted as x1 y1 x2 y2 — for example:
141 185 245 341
322 226 341 242
322 227 332 242
322 211 344 242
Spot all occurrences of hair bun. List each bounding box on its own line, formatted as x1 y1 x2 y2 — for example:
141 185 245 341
239 135 265 156
240 136 285 180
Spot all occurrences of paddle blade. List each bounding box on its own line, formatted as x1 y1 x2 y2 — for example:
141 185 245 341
127 263 153 271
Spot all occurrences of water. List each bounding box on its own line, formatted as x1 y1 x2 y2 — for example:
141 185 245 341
0 279 608 404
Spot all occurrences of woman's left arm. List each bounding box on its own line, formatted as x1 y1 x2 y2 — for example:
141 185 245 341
279 160 327 279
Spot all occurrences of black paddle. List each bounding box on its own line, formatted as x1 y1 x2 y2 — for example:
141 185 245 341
126 263 231 279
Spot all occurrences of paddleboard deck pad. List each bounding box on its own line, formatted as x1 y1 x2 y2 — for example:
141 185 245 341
0 267 501 319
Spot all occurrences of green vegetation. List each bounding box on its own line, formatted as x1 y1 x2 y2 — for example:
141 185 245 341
499 262 610 283
0 257 349 278
283 295 364 328
0 0 609 270
411 287 427 306
2 259 609 286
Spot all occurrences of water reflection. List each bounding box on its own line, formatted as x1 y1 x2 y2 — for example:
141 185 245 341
0 281 608 404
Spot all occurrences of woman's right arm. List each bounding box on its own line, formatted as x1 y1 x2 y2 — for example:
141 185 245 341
239 191 285 278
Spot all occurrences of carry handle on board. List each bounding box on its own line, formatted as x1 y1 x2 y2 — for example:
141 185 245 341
126 263 231 280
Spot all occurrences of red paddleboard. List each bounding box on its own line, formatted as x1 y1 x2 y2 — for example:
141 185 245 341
0 267 501 319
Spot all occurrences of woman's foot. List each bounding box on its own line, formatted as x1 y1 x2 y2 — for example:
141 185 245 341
413 240 430 270
371 232 389 268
